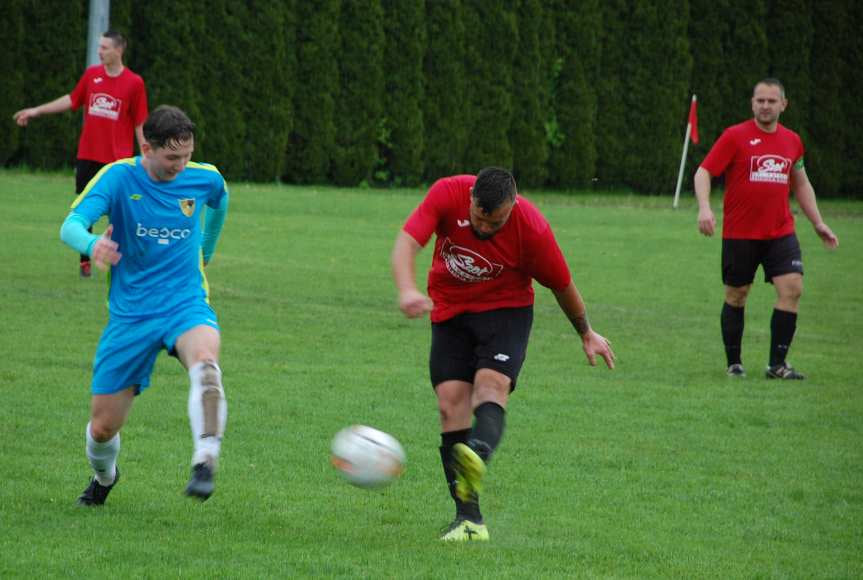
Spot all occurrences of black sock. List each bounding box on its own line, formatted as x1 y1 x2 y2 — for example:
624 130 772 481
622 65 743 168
439 429 481 522
468 402 506 463
721 302 745 366
770 308 797 367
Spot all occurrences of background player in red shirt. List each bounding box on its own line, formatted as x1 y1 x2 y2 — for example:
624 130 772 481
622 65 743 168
13 30 148 278
694 78 838 380
392 167 615 541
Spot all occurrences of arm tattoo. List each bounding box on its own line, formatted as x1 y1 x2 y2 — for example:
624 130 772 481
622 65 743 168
570 314 590 336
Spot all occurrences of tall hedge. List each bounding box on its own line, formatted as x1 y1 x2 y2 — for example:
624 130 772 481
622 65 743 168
0 0 26 166
332 0 385 186
838 3 863 195
509 0 548 188
2 1 860 196
461 0 517 173
284 0 340 183
594 0 629 187
621 0 692 194
381 0 426 186
242 1 295 182
423 0 468 180
548 0 599 187
807 0 846 195
722 0 769 125
133 1 205 151
193 0 248 178
687 0 731 170
15 0 86 170
767 0 812 140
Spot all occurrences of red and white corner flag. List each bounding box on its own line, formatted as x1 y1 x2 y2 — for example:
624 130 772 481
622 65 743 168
674 95 698 208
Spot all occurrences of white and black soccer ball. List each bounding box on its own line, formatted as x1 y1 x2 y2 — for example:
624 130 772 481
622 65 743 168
330 425 406 488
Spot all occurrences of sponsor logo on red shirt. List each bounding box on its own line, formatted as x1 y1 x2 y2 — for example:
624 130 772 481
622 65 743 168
440 238 503 282
749 155 791 184
88 92 122 121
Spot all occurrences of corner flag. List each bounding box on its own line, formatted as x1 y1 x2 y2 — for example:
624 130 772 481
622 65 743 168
673 95 698 208
688 96 699 145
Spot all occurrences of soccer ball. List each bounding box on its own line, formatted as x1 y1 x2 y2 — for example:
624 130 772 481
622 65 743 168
330 425 406 488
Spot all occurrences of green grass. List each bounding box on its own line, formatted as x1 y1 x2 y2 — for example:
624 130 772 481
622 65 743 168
1 171 861 578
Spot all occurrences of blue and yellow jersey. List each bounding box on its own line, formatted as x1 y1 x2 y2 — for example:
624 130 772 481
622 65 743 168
71 157 228 319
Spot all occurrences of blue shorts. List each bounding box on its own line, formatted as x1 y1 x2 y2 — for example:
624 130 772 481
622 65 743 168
91 301 219 395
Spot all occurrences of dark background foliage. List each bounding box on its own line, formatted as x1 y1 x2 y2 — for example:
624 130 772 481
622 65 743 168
1 0 859 196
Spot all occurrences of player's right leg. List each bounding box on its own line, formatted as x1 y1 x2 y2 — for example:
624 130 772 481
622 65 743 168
721 239 759 376
436 383 489 542
78 388 135 506
431 317 487 540
78 316 163 506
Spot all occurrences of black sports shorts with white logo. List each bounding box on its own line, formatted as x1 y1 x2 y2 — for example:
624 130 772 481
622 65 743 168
429 306 533 391
722 233 803 287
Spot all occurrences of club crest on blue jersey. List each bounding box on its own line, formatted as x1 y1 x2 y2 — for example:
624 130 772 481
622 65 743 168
179 198 196 217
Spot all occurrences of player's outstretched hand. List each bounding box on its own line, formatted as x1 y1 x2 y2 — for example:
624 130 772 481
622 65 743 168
12 108 38 127
814 222 839 249
582 330 615 369
92 225 122 270
697 207 715 237
399 289 433 319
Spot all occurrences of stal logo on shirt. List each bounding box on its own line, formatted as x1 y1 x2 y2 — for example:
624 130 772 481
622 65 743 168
749 154 791 184
440 238 503 283
88 92 121 120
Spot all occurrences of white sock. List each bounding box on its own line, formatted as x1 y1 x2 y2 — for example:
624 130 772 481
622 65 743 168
86 422 120 486
188 360 227 468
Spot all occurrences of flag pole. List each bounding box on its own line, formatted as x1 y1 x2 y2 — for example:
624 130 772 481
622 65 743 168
673 94 697 209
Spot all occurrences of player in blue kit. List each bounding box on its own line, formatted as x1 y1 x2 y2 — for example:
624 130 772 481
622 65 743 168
60 105 229 505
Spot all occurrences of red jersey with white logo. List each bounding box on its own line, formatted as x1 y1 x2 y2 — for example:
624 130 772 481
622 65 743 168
69 65 148 164
700 119 804 239
403 175 572 323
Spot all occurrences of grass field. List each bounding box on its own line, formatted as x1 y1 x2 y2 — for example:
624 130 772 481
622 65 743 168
1 170 861 578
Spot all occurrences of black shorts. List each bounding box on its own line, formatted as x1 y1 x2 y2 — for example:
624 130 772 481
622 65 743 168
75 159 107 194
722 234 803 287
429 306 533 391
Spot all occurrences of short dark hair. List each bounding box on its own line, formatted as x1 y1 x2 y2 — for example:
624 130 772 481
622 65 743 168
755 77 786 98
102 30 127 51
143 105 196 150
472 167 517 214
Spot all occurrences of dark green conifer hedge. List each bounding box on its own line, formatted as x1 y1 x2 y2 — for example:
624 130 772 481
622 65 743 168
1 0 859 196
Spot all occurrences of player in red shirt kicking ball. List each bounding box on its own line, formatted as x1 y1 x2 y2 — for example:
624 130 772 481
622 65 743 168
694 78 838 380
392 167 615 541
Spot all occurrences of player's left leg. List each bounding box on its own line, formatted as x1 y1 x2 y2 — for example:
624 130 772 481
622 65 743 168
451 369 510 502
767 273 804 379
764 234 805 379
174 324 227 500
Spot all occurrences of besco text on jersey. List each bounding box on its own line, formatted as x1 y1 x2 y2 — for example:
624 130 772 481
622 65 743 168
136 222 192 242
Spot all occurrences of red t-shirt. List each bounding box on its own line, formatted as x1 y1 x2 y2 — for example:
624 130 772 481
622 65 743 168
403 175 572 323
69 65 149 164
700 119 804 239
